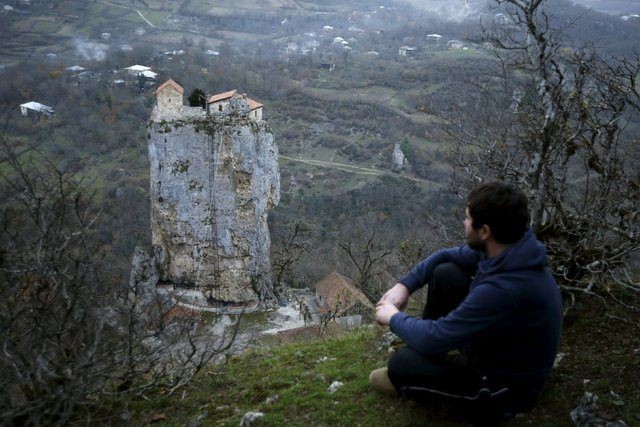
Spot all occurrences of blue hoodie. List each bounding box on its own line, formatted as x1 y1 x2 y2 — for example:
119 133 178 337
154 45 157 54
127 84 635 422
390 229 563 390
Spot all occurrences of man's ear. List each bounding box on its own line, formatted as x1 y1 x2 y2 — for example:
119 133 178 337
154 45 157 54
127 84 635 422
480 224 492 241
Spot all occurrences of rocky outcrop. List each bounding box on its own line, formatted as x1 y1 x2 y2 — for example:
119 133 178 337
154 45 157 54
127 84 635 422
128 246 161 309
392 142 406 171
148 114 280 309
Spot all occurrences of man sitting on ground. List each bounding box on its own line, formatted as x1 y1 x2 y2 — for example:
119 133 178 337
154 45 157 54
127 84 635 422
371 181 563 422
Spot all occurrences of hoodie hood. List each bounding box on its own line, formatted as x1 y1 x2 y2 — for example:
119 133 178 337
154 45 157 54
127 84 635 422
476 229 548 278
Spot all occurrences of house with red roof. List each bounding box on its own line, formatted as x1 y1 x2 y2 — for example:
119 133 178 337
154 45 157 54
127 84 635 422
314 271 373 319
207 89 263 121
154 79 265 122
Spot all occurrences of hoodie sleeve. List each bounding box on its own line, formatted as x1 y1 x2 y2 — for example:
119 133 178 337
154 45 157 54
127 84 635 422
389 281 514 355
399 245 483 293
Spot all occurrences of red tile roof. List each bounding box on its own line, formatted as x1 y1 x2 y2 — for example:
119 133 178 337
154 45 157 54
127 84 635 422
248 98 263 111
208 89 237 103
314 271 373 316
156 79 184 94
207 89 263 111
162 305 200 325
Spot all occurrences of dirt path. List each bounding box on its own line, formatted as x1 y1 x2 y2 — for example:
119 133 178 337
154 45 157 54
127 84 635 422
97 0 156 28
279 155 436 185
279 155 382 175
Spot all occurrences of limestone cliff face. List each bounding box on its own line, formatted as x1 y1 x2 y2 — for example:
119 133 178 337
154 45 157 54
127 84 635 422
148 114 280 308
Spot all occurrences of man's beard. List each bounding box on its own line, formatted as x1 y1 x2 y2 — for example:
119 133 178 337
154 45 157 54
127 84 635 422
466 233 486 252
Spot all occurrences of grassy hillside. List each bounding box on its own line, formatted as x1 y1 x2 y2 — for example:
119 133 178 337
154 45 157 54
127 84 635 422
109 295 640 426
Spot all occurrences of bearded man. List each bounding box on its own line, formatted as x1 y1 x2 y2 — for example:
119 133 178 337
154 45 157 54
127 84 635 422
371 181 563 423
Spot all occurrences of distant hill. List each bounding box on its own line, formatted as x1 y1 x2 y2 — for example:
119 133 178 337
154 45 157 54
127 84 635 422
572 0 639 15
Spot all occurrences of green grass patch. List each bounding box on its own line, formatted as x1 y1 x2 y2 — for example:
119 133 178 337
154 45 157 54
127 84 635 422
121 293 639 426
31 20 62 33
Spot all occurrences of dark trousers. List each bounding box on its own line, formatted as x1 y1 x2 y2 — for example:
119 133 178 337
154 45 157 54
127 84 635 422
387 262 515 424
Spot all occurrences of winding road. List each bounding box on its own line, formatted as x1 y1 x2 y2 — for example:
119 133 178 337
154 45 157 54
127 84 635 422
96 0 156 28
279 155 436 185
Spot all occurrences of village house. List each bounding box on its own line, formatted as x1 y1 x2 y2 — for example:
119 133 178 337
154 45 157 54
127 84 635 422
124 64 151 75
66 65 85 73
20 101 54 117
448 39 464 50
207 90 263 121
320 63 336 71
313 271 373 320
427 33 442 46
399 45 417 56
154 79 264 122
162 306 201 332
140 70 157 80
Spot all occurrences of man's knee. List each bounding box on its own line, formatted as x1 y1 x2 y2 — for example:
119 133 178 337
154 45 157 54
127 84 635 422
388 347 442 389
388 347 415 377
432 262 469 287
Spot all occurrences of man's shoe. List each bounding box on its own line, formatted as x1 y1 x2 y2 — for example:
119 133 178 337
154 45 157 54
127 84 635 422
369 367 398 396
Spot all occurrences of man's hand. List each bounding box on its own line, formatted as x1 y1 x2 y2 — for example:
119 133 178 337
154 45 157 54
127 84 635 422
378 283 410 311
375 301 399 326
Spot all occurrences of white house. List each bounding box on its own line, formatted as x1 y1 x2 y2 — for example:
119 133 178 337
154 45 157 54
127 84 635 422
399 45 417 56
20 102 54 117
101 32 111 41
333 36 345 44
447 39 464 50
66 65 86 73
427 34 442 46
125 65 151 75
323 25 334 31
140 70 157 80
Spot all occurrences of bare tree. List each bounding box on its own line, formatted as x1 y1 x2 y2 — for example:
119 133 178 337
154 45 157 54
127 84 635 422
271 219 312 287
442 0 640 295
339 230 393 300
0 135 239 425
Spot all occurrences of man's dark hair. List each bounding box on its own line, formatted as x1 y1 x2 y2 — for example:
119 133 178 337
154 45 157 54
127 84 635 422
467 181 530 244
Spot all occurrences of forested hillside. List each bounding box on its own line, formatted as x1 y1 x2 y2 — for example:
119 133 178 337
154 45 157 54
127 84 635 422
1 0 639 424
